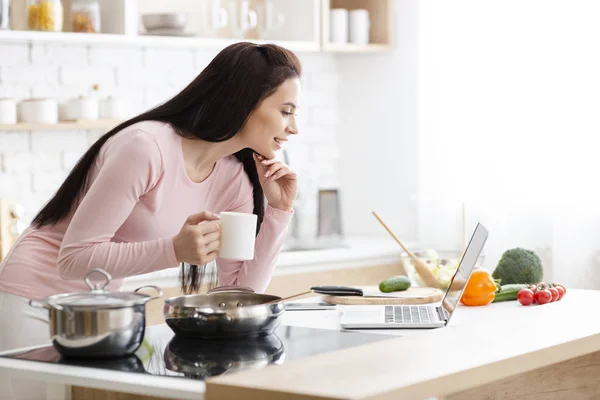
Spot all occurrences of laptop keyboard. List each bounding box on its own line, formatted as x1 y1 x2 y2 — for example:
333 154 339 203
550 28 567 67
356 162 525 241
384 305 434 324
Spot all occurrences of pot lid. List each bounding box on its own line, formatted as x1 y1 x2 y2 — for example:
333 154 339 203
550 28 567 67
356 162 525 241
49 291 149 307
45 269 162 309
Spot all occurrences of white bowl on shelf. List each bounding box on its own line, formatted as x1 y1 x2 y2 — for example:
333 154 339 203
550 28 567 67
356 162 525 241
0 98 17 124
142 13 187 31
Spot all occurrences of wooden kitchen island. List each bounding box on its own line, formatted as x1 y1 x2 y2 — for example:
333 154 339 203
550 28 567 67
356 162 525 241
0 289 599 400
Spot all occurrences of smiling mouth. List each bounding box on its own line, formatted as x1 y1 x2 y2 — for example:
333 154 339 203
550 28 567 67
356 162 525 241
274 138 287 147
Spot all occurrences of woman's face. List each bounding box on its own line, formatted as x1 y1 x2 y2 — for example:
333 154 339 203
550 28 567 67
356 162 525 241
238 78 301 159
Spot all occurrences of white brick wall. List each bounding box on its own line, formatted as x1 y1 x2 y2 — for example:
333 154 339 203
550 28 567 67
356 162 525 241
0 43 339 239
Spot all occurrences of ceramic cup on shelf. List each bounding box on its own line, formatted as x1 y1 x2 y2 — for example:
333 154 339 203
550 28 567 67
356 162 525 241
0 0 9 30
100 97 128 120
329 8 348 44
19 98 58 124
256 0 284 39
0 98 17 124
349 9 370 45
65 96 99 121
203 0 229 37
228 0 257 39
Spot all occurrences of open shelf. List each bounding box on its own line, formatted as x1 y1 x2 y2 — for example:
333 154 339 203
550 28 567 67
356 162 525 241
323 43 392 53
3 0 394 53
0 119 123 132
0 30 321 52
322 0 394 52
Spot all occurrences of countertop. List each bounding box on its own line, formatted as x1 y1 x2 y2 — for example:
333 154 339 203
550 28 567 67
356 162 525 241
120 237 414 290
0 290 598 400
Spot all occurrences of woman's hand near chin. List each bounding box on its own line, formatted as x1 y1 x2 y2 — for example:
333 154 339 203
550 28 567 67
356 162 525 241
253 153 297 212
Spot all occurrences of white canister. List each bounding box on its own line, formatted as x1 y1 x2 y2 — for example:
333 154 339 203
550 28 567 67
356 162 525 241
349 9 370 45
19 99 58 124
329 8 348 44
66 97 99 121
99 97 128 120
0 98 17 124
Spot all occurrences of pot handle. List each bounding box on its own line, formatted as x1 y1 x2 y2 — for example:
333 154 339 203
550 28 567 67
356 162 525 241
85 268 112 291
133 285 163 302
28 299 62 311
207 285 255 294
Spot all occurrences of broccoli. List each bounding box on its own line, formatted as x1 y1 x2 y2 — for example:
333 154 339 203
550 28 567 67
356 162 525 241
492 248 543 284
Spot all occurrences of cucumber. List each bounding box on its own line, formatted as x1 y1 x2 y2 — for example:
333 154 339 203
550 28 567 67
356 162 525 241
379 275 412 293
492 284 529 302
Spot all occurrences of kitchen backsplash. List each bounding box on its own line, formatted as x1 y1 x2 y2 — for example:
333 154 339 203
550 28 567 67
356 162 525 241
0 42 340 238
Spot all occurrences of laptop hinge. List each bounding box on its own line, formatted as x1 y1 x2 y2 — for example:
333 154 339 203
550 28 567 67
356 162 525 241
436 306 447 321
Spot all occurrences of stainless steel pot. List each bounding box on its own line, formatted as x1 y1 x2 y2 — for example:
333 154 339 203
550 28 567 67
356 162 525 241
163 286 284 339
29 269 162 358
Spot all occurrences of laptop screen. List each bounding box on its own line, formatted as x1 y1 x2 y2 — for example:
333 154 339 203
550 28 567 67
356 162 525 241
440 223 489 320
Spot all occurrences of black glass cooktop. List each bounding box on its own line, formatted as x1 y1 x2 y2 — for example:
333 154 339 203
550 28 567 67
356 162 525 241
0 324 391 381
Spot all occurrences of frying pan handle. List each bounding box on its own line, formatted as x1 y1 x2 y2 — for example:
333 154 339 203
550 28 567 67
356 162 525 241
207 285 255 294
310 286 364 296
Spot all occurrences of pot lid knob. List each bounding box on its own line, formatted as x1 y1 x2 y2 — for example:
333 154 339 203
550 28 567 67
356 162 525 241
85 268 112 292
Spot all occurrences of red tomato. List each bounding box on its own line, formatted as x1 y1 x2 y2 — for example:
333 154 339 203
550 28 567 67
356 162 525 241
548 287 559 302
555 286 565 300
517 289 535 306
556 284 567 296
534 289 552 305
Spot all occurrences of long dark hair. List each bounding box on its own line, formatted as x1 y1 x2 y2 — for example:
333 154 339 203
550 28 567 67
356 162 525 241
32 42 302 293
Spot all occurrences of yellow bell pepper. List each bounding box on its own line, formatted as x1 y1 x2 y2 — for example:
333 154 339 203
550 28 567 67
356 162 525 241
460 267 497 306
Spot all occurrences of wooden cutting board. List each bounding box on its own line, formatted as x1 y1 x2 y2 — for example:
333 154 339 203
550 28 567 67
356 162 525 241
320 286 444 305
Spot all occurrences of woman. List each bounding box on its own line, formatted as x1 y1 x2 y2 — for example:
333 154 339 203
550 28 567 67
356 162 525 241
0 41 300 381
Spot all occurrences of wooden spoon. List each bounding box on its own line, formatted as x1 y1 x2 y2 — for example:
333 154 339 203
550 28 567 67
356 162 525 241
263 290 313 305
372 211 442 289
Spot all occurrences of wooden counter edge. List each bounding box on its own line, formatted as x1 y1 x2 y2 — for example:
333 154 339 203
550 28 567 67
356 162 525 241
205 322 600 400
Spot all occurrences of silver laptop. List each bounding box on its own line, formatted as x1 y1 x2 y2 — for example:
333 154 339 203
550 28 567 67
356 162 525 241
340 223 488 329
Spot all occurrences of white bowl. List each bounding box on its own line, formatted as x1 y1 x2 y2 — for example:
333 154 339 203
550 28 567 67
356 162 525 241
142 13 187 31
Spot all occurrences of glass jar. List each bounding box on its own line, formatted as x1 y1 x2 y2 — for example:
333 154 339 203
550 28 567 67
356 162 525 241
27 0 63 32
71 0 100 33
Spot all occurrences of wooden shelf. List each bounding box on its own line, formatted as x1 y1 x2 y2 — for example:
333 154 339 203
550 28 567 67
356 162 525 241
323 43 392 53
322 0 394 51
2 0 393 54
0 30 321 52
0 119 123 132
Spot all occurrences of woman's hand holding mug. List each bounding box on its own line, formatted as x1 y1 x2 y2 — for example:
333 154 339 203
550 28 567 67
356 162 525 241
172 210 259 264
173 211 221 265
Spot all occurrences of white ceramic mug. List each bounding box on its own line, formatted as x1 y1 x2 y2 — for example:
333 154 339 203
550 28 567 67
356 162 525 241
100 97 128 119
66 97 99 121
349 9 370 45
329 8 348 43
218 212 257 260
0 98 17 124
204 0 229 37
257 0 284 39
229 0 257 38
19 98 58 124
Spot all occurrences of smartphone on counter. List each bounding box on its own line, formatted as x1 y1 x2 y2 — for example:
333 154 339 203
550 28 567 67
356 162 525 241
285 302 337 311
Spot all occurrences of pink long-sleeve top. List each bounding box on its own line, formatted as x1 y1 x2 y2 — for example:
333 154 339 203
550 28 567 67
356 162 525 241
0 121 292 300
